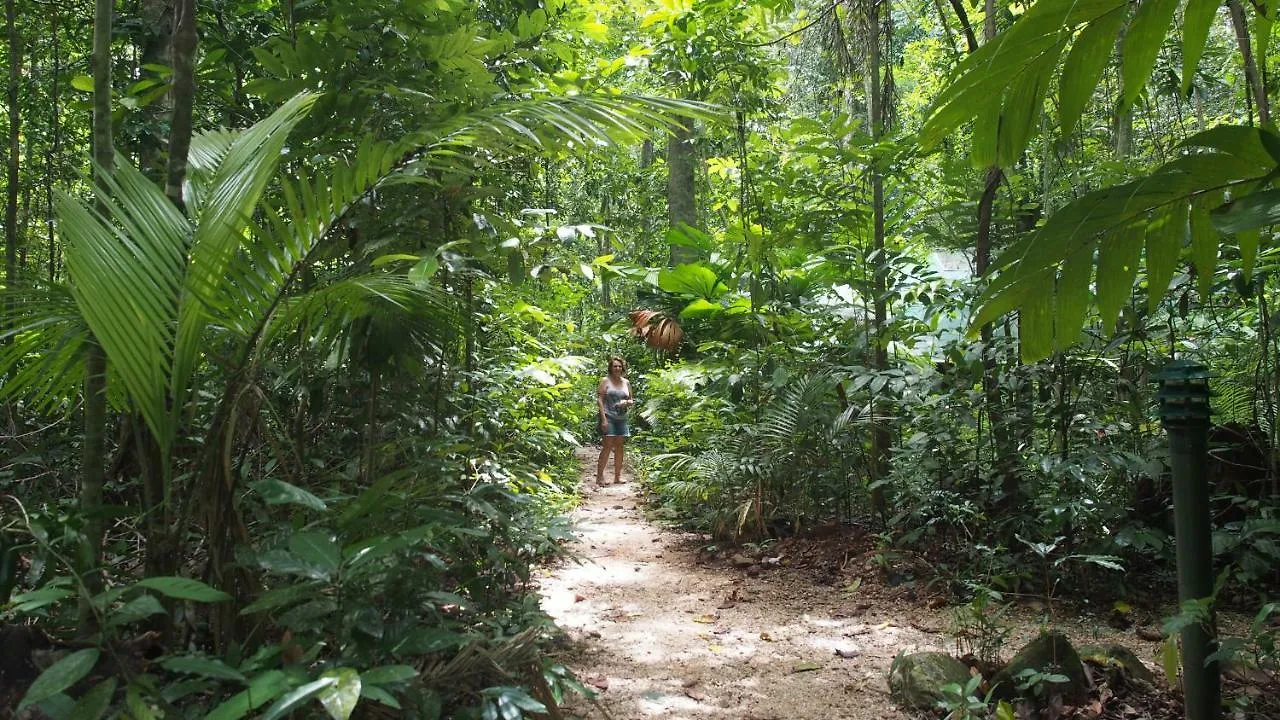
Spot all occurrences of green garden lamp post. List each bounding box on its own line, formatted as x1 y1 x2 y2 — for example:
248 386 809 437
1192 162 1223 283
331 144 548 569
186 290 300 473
1153 359 1220 720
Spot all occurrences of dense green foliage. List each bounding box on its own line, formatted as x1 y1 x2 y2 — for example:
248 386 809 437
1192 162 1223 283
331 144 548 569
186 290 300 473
1 0 1279 716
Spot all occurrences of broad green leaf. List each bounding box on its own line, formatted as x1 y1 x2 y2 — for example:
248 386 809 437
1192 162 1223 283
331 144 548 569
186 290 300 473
1121 0 1181 108
1060 7 1127 134
68 678 116 720
1161 637 1179 686
162 656 247 682
251 478 328 511
360 665 418 685
206 670 293 720
288 531 341 573
370 253 420 267
921 0 1128 149
1096 223 1145 333
71 75 95 92
1238 229 1260 281
1145 202 1186 312
360 684 402 708
971 100 1000 170
262 678 335 720
998 40 1066 166
1211 188 1280 233
1182 0 1222 95
257 548 331 580
240 581 323 615
135 576 231 603
657 264 726 299
409 257 439 287
318 668 362 720
19 648 100 710
1054 243 1094 351
105 594 167 629
679 298 722 320
1190 198 1221 296
1019 276 1056 363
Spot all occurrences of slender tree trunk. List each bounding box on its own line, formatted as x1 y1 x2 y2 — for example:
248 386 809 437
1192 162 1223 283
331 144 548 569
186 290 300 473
1228 0 1271 125
139 0 174 177
600 193 612 307
973 0 1020 506
361 369 380 486
6 0 19 305
865 0 892 519
667 121 698 265
1115 23 1134 156
165 0 197 208
46 9 60 283
80 0 116 635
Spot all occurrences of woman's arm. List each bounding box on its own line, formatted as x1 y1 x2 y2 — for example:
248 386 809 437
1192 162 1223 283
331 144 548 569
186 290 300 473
597 380 608 421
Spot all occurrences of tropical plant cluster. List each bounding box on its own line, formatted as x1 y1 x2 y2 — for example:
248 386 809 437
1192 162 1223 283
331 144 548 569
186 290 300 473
2 0 1280 716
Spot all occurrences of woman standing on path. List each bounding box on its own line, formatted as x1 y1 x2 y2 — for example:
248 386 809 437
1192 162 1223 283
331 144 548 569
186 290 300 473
596 357 633 486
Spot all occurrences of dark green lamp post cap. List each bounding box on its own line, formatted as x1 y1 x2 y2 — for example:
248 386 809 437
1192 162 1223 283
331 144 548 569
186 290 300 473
1152 359 1213 383
1154 359 1212 424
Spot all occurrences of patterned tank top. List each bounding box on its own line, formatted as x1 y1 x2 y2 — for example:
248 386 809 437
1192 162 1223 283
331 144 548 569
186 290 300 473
603 381 630 419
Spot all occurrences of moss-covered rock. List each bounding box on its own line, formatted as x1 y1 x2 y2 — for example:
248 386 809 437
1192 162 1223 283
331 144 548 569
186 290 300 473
888 651 972 710
992 631 1089 702
1079 643 1157 685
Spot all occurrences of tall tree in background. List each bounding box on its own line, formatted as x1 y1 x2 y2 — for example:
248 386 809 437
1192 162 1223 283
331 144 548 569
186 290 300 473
863 0 892 518
667 119 697 265
5 0 18 303
79 0 114 633
165 0 197 207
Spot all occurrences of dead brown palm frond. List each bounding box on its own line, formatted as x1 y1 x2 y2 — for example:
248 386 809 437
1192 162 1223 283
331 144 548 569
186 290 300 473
416 627 546 695
629 309 684 352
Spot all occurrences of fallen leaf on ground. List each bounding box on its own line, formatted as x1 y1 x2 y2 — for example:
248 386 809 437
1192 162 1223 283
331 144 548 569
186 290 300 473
574 593 586 603
760 632 773 641
684 687 709 702
692 614 718 624
717 599 737 609
708 644 724 653
792 661 823 673
842 578 862 596
835 648 859 659
585 673 609 691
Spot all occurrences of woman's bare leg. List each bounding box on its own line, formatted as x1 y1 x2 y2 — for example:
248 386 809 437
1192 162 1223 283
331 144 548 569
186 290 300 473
613 438 625 484
596 439 611 485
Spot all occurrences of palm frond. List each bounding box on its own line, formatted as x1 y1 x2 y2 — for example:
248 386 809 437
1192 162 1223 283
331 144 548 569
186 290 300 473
0 284 91 414
394 95 719 183
174 93 321 426
265 274 459 361
59 158 189 448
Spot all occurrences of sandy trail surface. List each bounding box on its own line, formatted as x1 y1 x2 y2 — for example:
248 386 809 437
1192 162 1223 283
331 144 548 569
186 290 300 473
539 448 936 720
539 448 1165 720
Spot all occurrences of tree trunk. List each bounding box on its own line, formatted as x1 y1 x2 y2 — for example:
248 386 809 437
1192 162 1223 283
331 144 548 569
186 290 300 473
46 9 61 283
667 121 698 265
600 193 612 307
6 0 19 307
864 0 892 519
1228 0 1271 126
79 0 116 635
165 0 197 209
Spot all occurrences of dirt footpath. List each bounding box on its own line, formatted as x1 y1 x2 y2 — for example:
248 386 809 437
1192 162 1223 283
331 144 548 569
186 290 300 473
539 448 1173 720
540 449 933 719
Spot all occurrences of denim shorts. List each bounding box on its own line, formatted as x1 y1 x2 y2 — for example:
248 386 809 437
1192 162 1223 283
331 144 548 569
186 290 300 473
603 415 630 437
